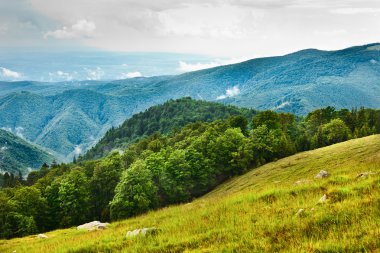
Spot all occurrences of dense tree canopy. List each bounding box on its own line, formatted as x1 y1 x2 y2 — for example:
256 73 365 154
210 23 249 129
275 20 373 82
1 104 379 239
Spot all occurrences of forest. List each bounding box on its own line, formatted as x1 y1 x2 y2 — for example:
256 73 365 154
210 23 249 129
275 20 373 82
1 100 380 239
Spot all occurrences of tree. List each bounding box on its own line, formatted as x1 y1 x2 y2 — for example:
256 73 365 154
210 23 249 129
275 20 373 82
229 115 249 136
252 110 280 130
110 160 158 220
248 125 275 166
58 168 90 227
2 212 37 238
322 119 351 145
9 186 48 230
90 153 124 220
159 149 193 203
213 128 248 175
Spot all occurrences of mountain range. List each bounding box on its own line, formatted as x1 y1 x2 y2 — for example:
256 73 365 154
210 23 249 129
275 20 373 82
0 43 379 161
0 129 54 175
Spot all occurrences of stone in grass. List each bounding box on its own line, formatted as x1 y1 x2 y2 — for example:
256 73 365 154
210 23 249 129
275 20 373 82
37 233 48 239
318 194 328 204
295 209 305 217
126 227 159 238
315 170 329 179
77 221 110 231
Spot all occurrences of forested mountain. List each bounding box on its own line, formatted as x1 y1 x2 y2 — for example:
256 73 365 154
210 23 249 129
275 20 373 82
0 90 137 160
82 98 257 160
0 129 54 175
0 43 379 160
1 101 379 239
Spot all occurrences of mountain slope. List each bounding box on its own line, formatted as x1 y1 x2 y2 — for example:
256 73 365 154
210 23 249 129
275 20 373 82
0 129 54 175
83 97 257 160
1 135 379 252
0 90 136 161
0 43 379 160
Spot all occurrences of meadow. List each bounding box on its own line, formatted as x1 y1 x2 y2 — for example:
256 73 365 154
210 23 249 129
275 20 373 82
1 135 379 252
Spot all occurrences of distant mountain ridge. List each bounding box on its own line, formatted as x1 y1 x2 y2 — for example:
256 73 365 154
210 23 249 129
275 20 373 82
0 129 54 175
0 43 379 160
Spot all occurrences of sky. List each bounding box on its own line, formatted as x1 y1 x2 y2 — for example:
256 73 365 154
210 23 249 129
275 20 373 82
0 0 380 81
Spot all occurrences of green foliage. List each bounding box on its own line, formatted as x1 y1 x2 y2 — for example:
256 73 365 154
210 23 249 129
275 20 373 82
1 102 379 239
2 135 380 252
322 119 351 145
90 153 124 220
252 110 281 130
110 160 158 220
58 169 90 227
83 97 256 160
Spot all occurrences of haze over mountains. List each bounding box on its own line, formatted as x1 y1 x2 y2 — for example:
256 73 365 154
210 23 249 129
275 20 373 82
0 43 379 161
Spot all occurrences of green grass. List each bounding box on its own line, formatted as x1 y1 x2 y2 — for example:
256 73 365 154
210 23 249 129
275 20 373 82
1 135 380 252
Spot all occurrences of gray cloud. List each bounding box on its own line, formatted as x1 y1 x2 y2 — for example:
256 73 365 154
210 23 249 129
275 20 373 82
1 0 379 57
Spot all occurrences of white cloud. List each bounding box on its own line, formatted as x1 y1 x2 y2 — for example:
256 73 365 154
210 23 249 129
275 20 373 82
0 67 22 79
275 101 290 110
120 71 143 79
74 145 82 155
178 57 250 72
330 8 380 15
15 126 25 139
217 86 241 100
49 70 73 81
178 61 220 72
158 4 252 39
1 127 12 132
85 67 104 80
44 19 96 39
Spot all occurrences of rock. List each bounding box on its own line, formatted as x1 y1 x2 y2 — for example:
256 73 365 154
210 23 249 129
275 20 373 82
318 194 328 204
295 209 305 217
356 171 377 179
126 227 159 238
77 221 110 231
37 233 48 239
315 170 329 179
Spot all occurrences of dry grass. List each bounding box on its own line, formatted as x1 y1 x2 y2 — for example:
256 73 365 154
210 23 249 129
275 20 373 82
1 135 379 253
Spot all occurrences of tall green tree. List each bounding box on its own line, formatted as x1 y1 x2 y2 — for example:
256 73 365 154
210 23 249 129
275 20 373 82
110 160 158 220
58 168 90 227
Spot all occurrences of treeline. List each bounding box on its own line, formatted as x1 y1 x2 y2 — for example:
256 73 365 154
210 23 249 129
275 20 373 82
1 106 379 239
82 97 257 160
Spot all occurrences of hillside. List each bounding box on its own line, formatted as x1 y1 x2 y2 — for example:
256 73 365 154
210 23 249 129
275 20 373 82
83 97 257 160
0 90 136 161
1 135 379 252
0 43 379 160
0 129 54 175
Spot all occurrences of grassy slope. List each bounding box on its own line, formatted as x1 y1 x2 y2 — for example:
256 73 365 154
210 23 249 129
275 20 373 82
1 135 379 252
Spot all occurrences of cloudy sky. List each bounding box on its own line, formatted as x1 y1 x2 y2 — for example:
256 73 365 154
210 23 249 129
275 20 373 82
0 0 379 81
0 0 379 57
